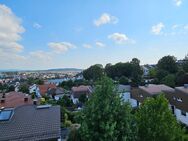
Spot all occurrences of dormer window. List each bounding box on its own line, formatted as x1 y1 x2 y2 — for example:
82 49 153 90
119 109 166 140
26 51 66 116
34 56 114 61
177 98 182 102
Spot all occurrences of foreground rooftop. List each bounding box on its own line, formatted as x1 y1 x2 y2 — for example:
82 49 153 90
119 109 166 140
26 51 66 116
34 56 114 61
0 104 61 141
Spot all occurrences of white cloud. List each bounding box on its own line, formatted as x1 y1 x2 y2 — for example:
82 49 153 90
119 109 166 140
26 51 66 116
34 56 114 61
172 24 181 29
83 44 92 49
174 0 182 6
108 33 135 44
94 13 118 27
48 42 76 53
151 22 165 35
33 22 42 29
96 41 106 48
0 4 25 68
184 25 188 30
29 50 52 61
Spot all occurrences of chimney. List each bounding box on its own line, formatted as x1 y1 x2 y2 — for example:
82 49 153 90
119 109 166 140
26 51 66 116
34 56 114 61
2 93 5 98
24 94 29 102
24 97 28 102
33 99 37 105
184 84 188 89
1 98 5 103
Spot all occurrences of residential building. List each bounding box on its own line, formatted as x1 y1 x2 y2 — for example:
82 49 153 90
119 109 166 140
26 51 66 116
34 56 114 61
0 105 61 140
29 84 41 97
164 84 188 125
39 84 56 96
117 84 137 107
48 87 66 100
30 84 56 97
71 85 92 104
0 92 33 108
131 84 174 107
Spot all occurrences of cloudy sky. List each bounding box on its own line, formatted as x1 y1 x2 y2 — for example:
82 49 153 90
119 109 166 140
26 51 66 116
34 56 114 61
0 0 188 70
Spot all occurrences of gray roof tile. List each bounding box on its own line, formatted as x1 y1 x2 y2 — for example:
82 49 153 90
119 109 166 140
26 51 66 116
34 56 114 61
0 105 61 141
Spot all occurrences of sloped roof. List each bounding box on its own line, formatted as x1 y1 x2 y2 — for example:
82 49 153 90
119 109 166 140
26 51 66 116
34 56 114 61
48 87 65 96
72 85 92 93
72 85 92 98
117 84 131 93
175 86 188 94
139 84 174 95
0 92 33 108
39 84 56 96
0 105 61 141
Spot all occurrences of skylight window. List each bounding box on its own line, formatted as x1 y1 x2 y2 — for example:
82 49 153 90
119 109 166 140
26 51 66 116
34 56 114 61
0 110 13 121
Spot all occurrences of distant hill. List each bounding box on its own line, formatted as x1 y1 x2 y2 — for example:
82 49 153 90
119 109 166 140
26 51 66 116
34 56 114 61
47 68 83 72
0 68 83 73
0 69 21 72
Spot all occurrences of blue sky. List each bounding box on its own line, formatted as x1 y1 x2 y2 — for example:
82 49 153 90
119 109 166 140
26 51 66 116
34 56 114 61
0 0 188 69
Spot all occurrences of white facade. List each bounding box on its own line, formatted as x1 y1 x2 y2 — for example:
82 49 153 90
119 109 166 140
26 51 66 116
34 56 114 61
29 84 41 98
54 94 64 101
170 106 188 125
121 92 138 107
71 95 79 104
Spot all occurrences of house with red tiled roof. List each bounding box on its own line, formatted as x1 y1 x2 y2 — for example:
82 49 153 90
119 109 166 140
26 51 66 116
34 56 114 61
0 92 33 108
38 84 56 96
71 85 92 104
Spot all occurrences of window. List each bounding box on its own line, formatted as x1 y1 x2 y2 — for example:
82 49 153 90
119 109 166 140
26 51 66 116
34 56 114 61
0 110 13 121
181 110 186 116
173 96 176 100
177 98 182 102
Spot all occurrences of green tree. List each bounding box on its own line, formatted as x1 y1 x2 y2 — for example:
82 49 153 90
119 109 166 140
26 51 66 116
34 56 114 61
19 84 29 93
156 69 168 82
35 79 44 85
162 74 176 87
130 58 143 85
57 95 74 107
0 83 8 92
136 94 184 141
83 64 104 81
104 58 143 83
176 72 188 86
157 55 178 73
8 85 15 92
79 94 87 104
119 76 129 85
59 80 74 90
182 55 188 72
79 77 136 141
149 68 157 78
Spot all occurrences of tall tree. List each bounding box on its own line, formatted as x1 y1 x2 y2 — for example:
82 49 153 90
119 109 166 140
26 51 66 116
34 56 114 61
136 94 184 141
182 54 188 72
79 77 136 141
130 58 143 85
83 64 104 81
157 55 178 73
119 76 129 85
162 74 176 87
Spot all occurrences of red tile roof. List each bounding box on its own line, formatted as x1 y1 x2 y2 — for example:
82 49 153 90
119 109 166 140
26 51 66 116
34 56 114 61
39 84 56 96
0 92 33 108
